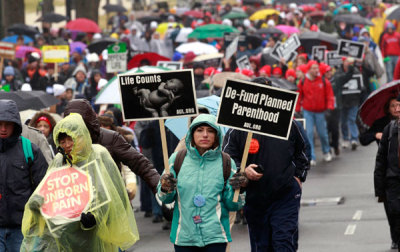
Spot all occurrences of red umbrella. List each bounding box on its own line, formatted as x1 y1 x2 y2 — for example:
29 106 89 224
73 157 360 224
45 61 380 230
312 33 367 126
309 10 325 18
358 80 400 128
66 18 101 33
183 10 204 19
127 52 170 69
300 5 317 12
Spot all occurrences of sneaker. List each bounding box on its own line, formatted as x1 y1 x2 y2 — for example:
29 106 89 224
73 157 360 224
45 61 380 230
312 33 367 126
323 152 332 162
342 141 350 149
310 160 317 166
351 140 358 150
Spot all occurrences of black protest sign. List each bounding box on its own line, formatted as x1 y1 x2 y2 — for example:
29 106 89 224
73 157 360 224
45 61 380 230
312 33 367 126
217 79 298 140
337 39 365 60
312 46 327 62
270 41 282 61
118 69 198 121
326 51 343 69
342 74 363 95
236 55 252 70
277 34 301 62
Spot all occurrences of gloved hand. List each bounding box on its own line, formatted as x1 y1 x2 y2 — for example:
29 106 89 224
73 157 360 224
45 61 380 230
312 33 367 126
229 172 248 190
160 173 177 193
80 212 96 229
28 195 44 212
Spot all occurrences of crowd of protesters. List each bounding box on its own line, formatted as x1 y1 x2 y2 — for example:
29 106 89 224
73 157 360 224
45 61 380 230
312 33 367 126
2 0 400 251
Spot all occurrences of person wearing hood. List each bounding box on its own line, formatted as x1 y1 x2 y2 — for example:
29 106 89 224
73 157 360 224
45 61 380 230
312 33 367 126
20 113 139 251
319 12 336 34
64 64 89 99
0 100 48 252
64 99 160 193
157 114 246 251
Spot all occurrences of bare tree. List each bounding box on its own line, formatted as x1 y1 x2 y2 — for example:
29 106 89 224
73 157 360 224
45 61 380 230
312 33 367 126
1 0 25 36
42 0 55 14
75 0 100 22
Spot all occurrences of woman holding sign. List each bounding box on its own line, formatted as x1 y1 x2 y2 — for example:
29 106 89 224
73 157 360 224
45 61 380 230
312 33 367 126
157 114 247 252
20 113 139 252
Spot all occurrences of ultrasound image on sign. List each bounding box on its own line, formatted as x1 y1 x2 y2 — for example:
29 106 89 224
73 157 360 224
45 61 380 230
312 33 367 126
342 74 363 95
337 40 365 60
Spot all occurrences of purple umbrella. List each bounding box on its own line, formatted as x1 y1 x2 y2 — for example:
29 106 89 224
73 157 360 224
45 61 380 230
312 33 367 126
15 45 41 59
69 41 87 54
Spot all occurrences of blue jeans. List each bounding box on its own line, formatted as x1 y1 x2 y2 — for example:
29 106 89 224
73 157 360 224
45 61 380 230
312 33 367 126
0 227 23 252
341 106 359 141
244 178 301 252
385 55 398 83
303 110 331 161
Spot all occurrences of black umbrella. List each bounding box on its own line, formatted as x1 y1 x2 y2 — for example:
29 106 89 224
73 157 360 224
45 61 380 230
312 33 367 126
137 16 162 25
333 14 374 26
36 13 68 23
246 34 263 49
387 6 400 20
102 4 127 13
0 91 59 111
299 31 338 53
267 77 298 91
7 23 38 38
256 27 283 36
274 0 319 3
242 0 265 5
88 37 119 55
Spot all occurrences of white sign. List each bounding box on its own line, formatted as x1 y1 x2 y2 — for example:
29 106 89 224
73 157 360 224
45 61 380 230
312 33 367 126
225 36 239 60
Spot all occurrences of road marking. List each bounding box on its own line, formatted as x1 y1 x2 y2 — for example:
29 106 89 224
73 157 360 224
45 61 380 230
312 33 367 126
352 210 363 221
344 224 357 235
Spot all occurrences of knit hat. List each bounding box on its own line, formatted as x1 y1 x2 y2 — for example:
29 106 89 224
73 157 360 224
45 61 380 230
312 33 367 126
259 65 271 76
272 67 282 76
285 69 296 79
21 83 32 91
306 60 319 71
53 84 66 96
3 66 14 76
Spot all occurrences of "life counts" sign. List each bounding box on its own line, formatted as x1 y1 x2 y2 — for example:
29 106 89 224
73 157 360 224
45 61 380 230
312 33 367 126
217 79 298 140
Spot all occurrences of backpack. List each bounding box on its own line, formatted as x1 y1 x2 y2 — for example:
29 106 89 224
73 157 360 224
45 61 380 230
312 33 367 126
173 149 232 187
20 136 34 188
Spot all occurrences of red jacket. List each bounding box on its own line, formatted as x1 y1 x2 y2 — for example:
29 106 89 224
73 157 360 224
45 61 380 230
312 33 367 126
296 75 335 113
380 32 400 57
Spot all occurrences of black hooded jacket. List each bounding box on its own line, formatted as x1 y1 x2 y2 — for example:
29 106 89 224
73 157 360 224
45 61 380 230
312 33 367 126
0 100 48 227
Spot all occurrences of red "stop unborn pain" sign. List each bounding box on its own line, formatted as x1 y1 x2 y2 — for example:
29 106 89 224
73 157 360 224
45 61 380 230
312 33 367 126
38 166 92 219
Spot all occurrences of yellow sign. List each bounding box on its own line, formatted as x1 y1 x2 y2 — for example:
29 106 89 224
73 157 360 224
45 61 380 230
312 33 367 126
42 45 69 63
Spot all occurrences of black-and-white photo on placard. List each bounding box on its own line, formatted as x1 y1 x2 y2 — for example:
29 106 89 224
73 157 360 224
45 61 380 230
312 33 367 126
326 51 343 69
312 46 327 62
217 79 298 140
118 69 198 121
276 34 301 60
157 61 183 70
342 74 363 95
337 39 365 60
236 55 252 70
270 41 282 61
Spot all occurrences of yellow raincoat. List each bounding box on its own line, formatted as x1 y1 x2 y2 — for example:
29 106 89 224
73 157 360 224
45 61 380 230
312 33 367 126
20 113 139 251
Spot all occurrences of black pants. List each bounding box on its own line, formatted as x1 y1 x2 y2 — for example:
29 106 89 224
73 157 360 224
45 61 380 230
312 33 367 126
386 178 400 245
326 109 340 150
174 243 227 252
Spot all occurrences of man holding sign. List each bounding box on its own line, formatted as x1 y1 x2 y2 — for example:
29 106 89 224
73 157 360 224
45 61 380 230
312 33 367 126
221 78 309 252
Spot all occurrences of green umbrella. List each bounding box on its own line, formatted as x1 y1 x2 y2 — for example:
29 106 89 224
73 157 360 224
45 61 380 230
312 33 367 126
221 11 248 20
188 24 239 39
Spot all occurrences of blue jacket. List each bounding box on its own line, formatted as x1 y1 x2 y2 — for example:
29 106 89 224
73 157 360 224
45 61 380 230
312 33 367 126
0 100 48 227
157 114 245 247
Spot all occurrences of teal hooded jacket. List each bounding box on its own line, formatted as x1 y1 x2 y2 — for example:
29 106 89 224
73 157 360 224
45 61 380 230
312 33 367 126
157 114 245 247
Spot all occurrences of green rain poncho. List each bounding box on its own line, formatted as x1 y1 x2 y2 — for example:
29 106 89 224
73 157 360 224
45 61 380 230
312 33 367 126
20 113 139 251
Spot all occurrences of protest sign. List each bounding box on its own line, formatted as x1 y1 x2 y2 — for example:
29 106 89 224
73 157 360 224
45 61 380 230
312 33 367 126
326 51 343 69
270 35 300 64
236 55 252 70
217 79 298 140
312 46 327 62
0 42 15 59
295 118 306 130
270 41 282 61
106 42 127 73
342 74 363 95
225 35 240 60
224 32 245 47
337 39 365 60
42 45 69 63
157 61 182 70
118 69 198 121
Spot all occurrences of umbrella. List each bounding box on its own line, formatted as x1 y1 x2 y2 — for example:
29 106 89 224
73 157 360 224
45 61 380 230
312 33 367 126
358 80 400 128
69 41 87 54
0 91 59 111
300 5 317 12
309 10 326 18
202 72 250 88
222 11 248 20
275 25 300 35
87 37 118 55
102 4 127 13
36 12 68 23
267 77 297 91
174 27 193 43
188 24 239 39
246 34 263 49
20 109 62 124
66 18 101 33
15 45 41 59
333 3 363 15
176 42 218 55
137 16 162 25
95 66 171 104
156 22 183 35
243 0 265 4
386 6 400 20
7 23 38 37
256 27 283 36
299 31 338 53
193 53 224 62
1 35 33 44
249 9 280 21
127 53 170 69
333 14 374 26
183 10 204 19
274 0 319 3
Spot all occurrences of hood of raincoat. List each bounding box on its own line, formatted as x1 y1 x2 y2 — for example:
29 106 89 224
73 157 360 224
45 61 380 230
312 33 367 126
0 99 22 136
53 113 92 164
185 114 222 155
